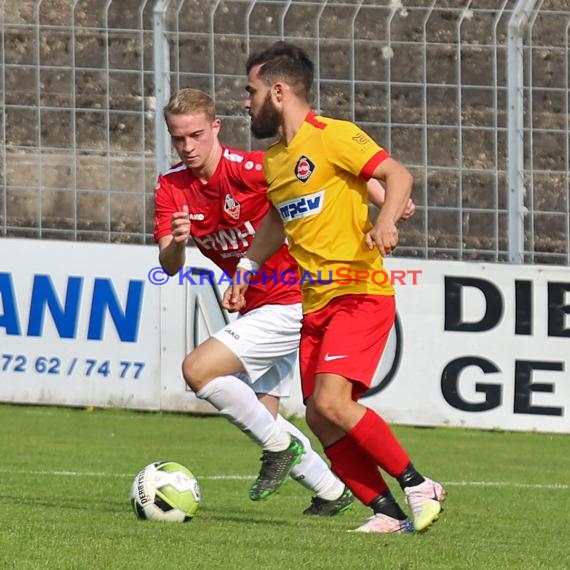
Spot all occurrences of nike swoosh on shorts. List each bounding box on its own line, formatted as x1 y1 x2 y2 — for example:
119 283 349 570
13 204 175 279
323 354 348 361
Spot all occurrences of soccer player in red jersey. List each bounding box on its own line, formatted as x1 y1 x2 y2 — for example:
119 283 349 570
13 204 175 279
224 42 446 533
155 88 357 513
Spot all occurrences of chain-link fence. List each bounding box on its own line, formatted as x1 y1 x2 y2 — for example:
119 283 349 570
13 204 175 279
1 0 568 263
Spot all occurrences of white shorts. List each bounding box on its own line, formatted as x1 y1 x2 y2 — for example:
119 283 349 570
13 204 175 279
213 303 302 398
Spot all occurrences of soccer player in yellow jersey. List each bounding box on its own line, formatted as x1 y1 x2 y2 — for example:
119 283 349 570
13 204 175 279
224 41 446 534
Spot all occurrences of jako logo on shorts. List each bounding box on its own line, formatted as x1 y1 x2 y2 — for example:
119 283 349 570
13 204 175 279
276 190 324 223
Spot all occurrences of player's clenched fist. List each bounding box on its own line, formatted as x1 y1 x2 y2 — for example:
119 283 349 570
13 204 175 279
171 204 191 245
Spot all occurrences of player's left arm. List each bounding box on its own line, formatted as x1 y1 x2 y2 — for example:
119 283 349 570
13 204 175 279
365 157 413 256
367 178 416 222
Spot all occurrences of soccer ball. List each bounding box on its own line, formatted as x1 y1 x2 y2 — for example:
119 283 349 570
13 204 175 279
130 461 201 522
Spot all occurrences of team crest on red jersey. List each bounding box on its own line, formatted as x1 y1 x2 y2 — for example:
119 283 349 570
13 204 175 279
224 194 241 219
295 155 315 183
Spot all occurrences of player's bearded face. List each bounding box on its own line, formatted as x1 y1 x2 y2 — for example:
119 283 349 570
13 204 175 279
250 91 280 139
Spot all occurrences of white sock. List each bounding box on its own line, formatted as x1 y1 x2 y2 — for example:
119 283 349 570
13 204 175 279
196 376 290 451
276 414 346 501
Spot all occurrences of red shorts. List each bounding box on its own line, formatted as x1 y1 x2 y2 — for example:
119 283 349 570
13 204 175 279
299 294 395 401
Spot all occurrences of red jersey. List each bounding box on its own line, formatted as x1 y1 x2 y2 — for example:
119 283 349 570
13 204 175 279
154 146 301 313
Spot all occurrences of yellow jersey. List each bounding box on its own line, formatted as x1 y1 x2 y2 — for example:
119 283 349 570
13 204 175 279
264 112 395 313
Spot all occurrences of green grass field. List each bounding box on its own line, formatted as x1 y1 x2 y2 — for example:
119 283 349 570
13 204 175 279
1 404 568 570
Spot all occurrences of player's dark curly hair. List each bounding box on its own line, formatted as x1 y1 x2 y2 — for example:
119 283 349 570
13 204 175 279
246 41 314 101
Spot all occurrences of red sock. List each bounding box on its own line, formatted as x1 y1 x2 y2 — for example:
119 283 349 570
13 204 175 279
325 435 389 505
347 408 410 477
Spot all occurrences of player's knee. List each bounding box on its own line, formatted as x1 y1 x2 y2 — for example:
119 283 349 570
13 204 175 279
181 353 209 393
312 394 344 425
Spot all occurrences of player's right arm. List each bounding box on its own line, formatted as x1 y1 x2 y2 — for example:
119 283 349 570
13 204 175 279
158 205 190 276
222 206 285 312
365 157 413 257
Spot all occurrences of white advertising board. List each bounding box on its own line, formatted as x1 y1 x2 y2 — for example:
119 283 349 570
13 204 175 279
1 239 568 433
0 239 162 409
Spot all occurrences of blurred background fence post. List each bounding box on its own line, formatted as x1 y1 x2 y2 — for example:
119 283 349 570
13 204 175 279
507 0 537 264
152 0 171 179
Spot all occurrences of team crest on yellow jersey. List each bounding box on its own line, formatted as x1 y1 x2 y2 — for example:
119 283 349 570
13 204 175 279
295 155 315 183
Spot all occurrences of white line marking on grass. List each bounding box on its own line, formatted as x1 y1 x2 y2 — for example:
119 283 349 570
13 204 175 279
444 481 568 490
0 469 568 490
4 470 133 478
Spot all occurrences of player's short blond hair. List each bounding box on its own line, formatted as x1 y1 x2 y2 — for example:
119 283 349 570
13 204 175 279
163 88 215 122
